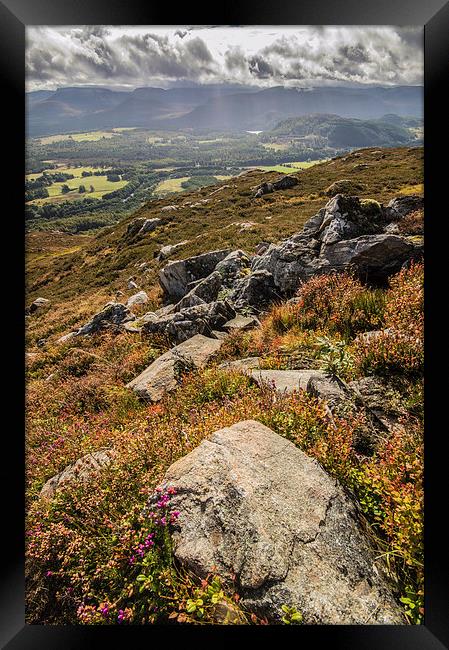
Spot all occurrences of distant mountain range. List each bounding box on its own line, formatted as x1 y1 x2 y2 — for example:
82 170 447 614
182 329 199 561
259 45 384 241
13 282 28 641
26 85 423 137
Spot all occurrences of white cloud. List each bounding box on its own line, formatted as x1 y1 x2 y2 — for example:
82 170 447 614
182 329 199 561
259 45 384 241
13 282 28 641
25 25 423 91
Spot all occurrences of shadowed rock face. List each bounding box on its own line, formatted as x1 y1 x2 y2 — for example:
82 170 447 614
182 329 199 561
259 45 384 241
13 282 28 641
159 249 231 302
152 420 404 624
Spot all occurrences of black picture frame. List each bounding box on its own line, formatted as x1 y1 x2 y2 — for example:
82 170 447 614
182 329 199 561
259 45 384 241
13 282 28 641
1 1 448 647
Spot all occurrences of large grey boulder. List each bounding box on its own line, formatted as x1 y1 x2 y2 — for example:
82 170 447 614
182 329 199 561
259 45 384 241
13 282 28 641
40 449 116 500
159 249 231 301
127 334 223 400
27 297 51 315
320 234 421 280
154 420 404 624
386 195 423 220
142 300 235 344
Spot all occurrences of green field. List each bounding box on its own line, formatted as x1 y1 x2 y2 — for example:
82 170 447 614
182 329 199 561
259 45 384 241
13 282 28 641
155 175 232 196
28 165 128 204
247 160 325 173
39 131 121 145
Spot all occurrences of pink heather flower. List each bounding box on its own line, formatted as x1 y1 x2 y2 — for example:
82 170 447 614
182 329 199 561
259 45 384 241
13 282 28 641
160 516 167 526
167 487 177 495
46 571 53 577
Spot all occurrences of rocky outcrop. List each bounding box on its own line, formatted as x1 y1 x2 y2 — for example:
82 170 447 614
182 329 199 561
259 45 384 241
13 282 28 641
386 195 423 220
319 234 420 281
153 420 404 624
126 217 161 238
74 303 135 336
127 334 223 400
251 194 422 294
142 300 235 344
155 241 189 262
40 449 116 500
159 249 231 302
174 271 223 312
254 175 298 198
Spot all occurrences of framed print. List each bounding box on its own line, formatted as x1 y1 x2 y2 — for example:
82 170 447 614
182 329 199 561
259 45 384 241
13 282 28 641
1 0 448 647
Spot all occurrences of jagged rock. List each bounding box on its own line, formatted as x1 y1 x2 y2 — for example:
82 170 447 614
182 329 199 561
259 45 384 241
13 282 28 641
125 217 161 238
40 449 116 500
386 195 423 220
74 303 136 336
155 241 189 262
325 179 367 197
27 297 50 314
272 174 299 191
254 175 298 198
251 238 316 297
128 279 139 291
159 249 231 302
154 420 404 624
230 270 278 310
139 218 161 234
174 271 223 312
126 218 147 237
215 250 251 287
161 204 178 212
126 291 149 308
127 334 223 400
219 357 261 372
142 300 236 344
320 234 421 281
223 315 260 332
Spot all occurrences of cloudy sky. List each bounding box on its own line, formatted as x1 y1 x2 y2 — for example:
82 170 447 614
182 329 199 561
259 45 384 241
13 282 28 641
26 25 423 92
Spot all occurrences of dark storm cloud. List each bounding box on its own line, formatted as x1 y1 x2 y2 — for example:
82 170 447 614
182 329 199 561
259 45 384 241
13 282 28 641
26 26 423 90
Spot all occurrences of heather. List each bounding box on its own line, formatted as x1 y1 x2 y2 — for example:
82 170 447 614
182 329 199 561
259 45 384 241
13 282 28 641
26 263 424 624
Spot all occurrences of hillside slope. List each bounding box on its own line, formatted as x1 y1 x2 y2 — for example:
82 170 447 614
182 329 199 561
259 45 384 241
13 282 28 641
26 146 423 345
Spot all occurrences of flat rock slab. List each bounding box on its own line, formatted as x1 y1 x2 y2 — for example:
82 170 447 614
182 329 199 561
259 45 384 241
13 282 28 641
219 357 261 372
250 369 317 393
40 449 116 500
250 369 349 409
126 334 223 401
223 315 261 331
154 420 403 624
